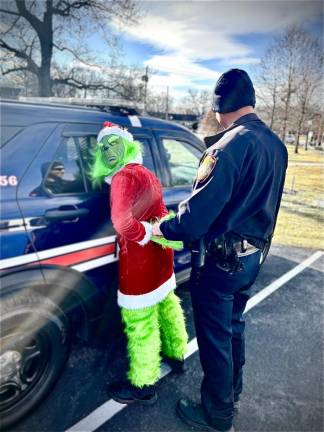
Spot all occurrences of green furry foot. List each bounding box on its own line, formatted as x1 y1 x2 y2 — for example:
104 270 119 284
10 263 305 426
159 291 188 360
121 305 161 387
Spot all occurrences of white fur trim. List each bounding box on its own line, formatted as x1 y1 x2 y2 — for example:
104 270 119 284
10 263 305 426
104 176 113 185
97 126 133 143
104 154 143 184
137 221 153 246
118 273 176 309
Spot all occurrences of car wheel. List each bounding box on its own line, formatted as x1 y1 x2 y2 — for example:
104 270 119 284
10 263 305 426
0 291 70 429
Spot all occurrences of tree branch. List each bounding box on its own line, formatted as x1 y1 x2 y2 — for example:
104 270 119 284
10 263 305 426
52 1 93 16
52 75 124 96
0 8 20 16
1 65 29 75
0 39 39 74
15 0 42 32
0 15 21 36
53 43 99 68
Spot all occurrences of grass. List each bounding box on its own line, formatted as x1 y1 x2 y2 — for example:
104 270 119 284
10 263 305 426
273 145 324 250
287 143 323 163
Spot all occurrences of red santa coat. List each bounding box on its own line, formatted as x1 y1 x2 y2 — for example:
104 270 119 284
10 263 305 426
110 162 176 309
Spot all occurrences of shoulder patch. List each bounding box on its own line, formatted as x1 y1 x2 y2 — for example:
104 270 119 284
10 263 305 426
197 154 218 183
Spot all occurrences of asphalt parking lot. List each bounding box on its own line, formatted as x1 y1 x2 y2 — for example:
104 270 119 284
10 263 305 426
13 245 323 432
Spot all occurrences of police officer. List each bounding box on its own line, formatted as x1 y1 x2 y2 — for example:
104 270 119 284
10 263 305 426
153 69 288 432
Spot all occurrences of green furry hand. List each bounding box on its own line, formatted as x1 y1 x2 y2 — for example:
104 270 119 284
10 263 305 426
151 211 184 251
159 210 177 223
151 236 183 251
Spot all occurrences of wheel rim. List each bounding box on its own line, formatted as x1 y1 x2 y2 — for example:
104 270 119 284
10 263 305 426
0 328 51 412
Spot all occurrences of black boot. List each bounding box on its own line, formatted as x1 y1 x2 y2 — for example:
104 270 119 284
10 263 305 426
163 357 186 373
176 399 234 432
107 380 157 405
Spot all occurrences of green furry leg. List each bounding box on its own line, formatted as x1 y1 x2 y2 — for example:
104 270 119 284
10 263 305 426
158 290 188 360
121 305 161 388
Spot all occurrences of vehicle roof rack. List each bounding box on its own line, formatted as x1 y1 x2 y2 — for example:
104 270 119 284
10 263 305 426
17 97 144 116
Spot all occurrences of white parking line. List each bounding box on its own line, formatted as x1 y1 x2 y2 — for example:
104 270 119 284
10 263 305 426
244 250 323 313
66 250 323 432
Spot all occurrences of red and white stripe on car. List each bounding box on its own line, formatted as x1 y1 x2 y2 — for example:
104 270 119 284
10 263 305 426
0 235 118 273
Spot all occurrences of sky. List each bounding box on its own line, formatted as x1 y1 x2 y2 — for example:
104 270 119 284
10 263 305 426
94 0 323 99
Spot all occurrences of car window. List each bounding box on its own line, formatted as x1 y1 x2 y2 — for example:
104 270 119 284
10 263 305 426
161 138 201 186
77 134 156 191
0 126 23 148
30 137 86 196
77 135 101 191
134 137 155 172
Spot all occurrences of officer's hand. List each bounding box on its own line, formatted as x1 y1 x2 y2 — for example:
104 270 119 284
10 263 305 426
152 222 163 236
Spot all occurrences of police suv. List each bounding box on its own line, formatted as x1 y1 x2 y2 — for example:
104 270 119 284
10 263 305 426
0 99 205 427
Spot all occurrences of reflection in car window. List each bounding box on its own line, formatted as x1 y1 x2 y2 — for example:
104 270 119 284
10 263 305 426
78 136 101 191
30 137 86 196
162 139 201 186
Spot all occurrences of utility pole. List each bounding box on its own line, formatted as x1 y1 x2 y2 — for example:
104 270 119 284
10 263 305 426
165 86 169 120
141 66 149 113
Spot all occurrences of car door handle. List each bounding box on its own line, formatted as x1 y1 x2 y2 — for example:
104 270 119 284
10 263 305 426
44 208 89 222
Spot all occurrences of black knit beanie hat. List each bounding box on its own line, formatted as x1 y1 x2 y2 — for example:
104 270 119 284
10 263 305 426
212 69 256 113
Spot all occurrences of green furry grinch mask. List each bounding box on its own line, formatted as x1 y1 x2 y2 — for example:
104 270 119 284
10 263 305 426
91 122 142 182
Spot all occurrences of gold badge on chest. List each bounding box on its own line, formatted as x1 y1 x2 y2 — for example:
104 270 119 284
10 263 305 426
197 154 218 183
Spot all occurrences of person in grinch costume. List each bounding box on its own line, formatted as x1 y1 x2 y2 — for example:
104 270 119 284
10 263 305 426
91 122 188 404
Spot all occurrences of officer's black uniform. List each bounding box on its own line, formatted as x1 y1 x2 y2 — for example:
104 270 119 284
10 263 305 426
160 112 288 431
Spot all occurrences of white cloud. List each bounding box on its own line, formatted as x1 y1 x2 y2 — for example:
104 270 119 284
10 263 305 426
148 71 215 92
145 1 320 37
132 1 320 59
145 55 220 80
121 15 188 53
114 1 321 97
225 57 261 65
122 13 252 61
148 73 192 89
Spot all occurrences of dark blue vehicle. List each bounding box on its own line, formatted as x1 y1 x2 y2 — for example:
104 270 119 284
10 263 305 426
0 99 205 427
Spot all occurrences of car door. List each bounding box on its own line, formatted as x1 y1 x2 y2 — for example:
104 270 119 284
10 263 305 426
153 130 205 272
16 123 116 294
17 123 160 293
128 128 160 179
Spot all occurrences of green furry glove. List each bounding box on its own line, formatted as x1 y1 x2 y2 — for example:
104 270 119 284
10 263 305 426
151 211 184 251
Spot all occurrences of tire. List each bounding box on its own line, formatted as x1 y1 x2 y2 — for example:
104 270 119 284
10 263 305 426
0 291 71 429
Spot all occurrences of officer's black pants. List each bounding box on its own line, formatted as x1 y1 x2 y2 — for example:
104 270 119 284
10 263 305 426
190 250 262 431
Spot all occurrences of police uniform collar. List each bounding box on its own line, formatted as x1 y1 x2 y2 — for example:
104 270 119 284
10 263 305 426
232 112 259 126
204 113 260 148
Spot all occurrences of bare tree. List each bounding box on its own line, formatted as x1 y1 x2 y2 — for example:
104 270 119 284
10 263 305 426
256 25 323 151
0 0 140 96
256 46 282 130
146 89 174 115
178 89 211 116
275 25 305 143
198 109 221 137
315 111 324 147
293 36 322 153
